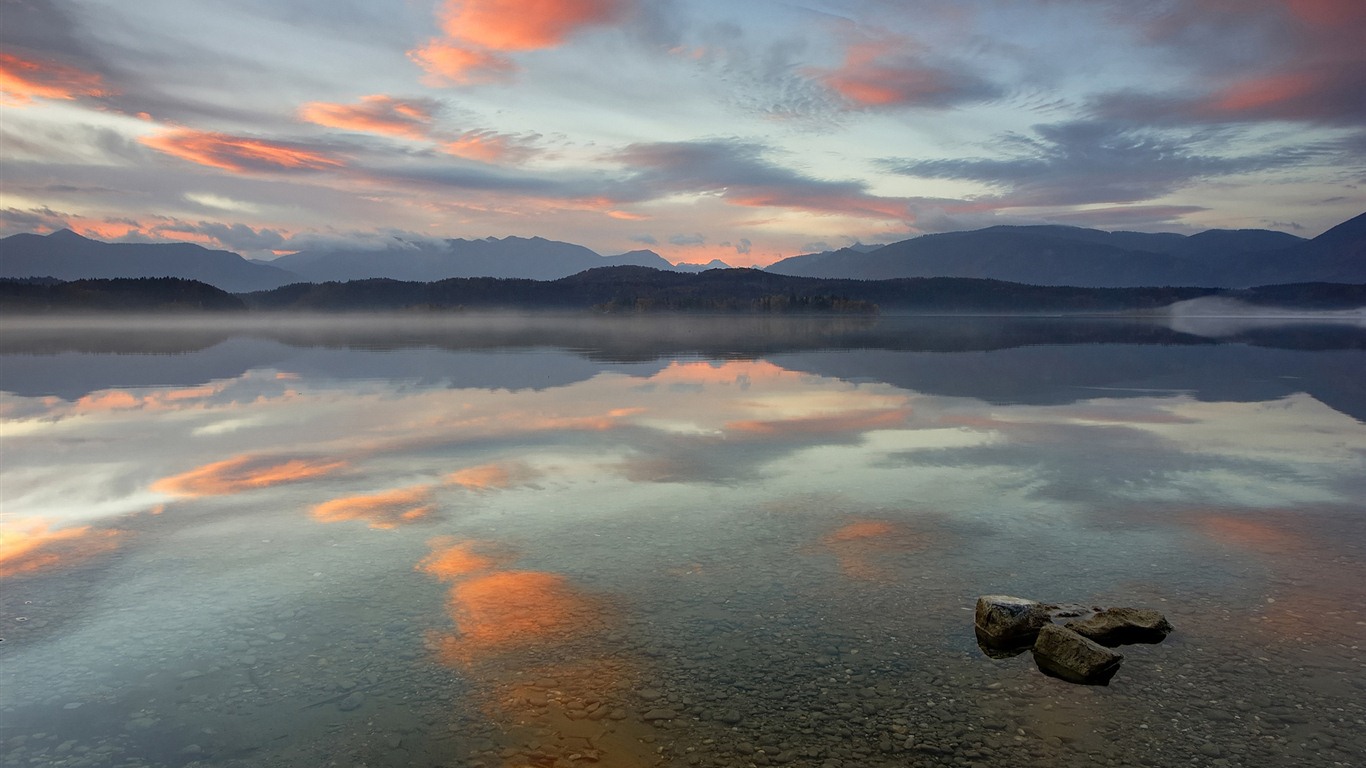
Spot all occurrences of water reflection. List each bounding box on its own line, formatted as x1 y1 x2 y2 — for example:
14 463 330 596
0 517 124 578
152 454 349 497
1 315 1363 767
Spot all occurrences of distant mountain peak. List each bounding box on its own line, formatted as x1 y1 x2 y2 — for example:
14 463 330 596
47 228 91 242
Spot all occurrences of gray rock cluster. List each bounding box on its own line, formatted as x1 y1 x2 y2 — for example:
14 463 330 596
974 595 1173 685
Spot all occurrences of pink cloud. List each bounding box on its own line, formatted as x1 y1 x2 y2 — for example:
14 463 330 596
140 129 345 173
0 52 108 106
442 129 539 163
298 95 437 139
436 0 629 50
409 41 517 85
807 32 997 110
411 0 632 85
1119 0 1366 124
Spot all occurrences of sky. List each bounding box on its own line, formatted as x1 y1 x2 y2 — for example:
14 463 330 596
1 0 1363 267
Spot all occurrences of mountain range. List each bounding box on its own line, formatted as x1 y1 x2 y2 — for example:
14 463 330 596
768 213 1365 287
1 213 1361 291
0 231 731 291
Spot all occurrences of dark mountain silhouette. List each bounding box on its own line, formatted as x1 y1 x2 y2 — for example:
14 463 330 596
764 217 1359 287
0 277 247 312
231 266 1362 314
269 237 733 282
601 250 731 272
0 230 298 292
268 235 606 282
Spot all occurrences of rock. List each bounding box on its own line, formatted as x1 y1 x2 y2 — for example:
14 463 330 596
642 708 676 721
1065 607 1173 647
1031 624 1123 685
338 692 366 712
975 596 1053 656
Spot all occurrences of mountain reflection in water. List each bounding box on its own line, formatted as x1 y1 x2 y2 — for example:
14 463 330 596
1 313 1362 768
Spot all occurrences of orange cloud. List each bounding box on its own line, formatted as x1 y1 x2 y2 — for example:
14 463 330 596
431 570 608 664
140 129 345 173
73 390 141 413
298 94 436 139
408 41 517 85
442 129 538 163
727 407 911 437
418 537 509 580
310 484 435 529
0 52 107 105
436 0 630 50
0 518 123 579
445 461 539 490
152 454 348 497
411 0 630 84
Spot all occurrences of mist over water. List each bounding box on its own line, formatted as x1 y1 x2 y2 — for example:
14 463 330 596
2 314 1363 768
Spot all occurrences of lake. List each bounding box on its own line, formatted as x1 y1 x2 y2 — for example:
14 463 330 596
2 313 1363 768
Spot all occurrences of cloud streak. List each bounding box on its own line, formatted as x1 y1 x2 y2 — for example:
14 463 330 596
0 51 108 105
140 129 346 173
298 95 439 140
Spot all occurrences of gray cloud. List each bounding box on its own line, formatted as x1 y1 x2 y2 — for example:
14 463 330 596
617 138 912 220
630 234 658 245
883 120 1325 207
735 238 752 254
669 233 706 246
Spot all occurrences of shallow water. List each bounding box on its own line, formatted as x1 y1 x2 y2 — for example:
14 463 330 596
2 313 1363 768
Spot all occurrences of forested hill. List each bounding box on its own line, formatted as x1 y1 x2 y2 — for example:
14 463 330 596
3 268 1364 314
0 277 247 312
240 267 1364 313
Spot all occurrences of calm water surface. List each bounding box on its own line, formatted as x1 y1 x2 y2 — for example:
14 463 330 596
2 314 1364 768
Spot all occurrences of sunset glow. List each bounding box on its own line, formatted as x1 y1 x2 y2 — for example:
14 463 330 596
0 1 1356 263
152 455 348 497
0 518 123 578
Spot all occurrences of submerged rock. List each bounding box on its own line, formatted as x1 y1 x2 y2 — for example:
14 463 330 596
1031 624 1123 686
974 595 1053 656
1066 607 1173 647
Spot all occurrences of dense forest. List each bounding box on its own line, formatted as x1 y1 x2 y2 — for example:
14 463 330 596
0 277 247 313
2 267 1364 314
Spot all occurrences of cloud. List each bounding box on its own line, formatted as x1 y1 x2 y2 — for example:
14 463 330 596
140 129 346 173
735 238 752 254
310 484 436 529
1095 0 1366 126
668 232 705 246
298 94 440 139
442 129 541 163
152 454 348 497
0 51 108 105
165 221 287 252
436 0 631 50
408 41 518 85
617 139 914 222
412 0 632 84
807 31 1001 110
883 120 1321 207
629 233 657 245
